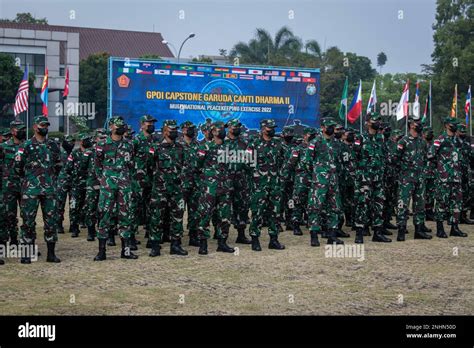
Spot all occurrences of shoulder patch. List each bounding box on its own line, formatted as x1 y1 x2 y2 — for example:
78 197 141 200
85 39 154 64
292 150 299 157
397 143 404 150
354 139 361 146
198 149 206 156
433 140 440 147
149 147 155 154
96 146 103 152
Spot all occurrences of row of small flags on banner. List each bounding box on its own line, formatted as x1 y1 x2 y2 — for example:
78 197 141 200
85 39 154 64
13 66 70 117
338 78 472 128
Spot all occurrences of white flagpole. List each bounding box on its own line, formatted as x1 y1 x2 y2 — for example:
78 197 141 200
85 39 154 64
26 63 29 139
470 85 472 137
429 80 432 127
405 79 409 136
359 80 362 134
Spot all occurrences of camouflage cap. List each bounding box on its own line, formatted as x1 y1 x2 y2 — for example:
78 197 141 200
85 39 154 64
260 119 277 128
140 114 157 123
458 123 467 132
180 120 196 129
443 116 459 125
34 115 50 126
226 118 242 128
163 119 178 129
65 135 75 142
408 116 422 123
109 116 126 126
79 132 92 141
95 128 106 136
321 117 337 127
0 128 11 136
367 112 382 122
282 126 295 136
392 129 403 136
10 120 26 129
211 121 226 129
303 127 317 135
200 123 210 132
423 126 433 132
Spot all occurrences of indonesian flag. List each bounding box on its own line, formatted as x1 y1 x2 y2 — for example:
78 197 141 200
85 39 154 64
40 68 49 116
347 80 362 124
63 67 69 98
366 80 377 114
465 86 471 125
413 81 420 118
396 80 409 121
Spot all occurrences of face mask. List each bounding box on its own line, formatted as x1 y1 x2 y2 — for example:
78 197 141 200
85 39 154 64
231 128 241 136
265 129 275 137
334 132 342 139
308 135 316 141
16 130 26 140
206 132 213 141
325 126 335 136
168 130 178 140
185 129 196 138
371 122 380 131
414 124 423 133
115 126 126 135
62 140 74 153
459 134 466 139
346 134 355 142
82 139 92 148
425 134 434 141
146 125 155 134
384 132 391 138
216 129 226 140
37 127 48 137
284 136 294 142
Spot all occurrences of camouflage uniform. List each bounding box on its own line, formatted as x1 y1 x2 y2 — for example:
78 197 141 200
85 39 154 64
55 135 75 233
339 129 357 228
383 130 402 228
457 124 473 223
279 126 297 229
423 127 436 219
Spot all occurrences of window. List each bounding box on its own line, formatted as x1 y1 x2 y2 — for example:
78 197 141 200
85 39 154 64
5 52 46 75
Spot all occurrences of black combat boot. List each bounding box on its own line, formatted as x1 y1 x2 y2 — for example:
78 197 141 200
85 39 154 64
310 231 320 247
363 227 371 236
470 208 474 221
372 227 392 242
450 224 467 237
93 239 107 261
20 242 31 264
0 242 5 264
344 212 352 227
129 234 138 251
414 225 432 239
293 224 303 236
327 229 344 245
285 220 293 231
384 221 397 230
268 235 285 250
381 227 393 236
336 229 350 238
46 242 61 263
149 240 161 257
70 224 80 238
189 230 200 247
198 239 208 255
419 223 432 233
120 238 138 259
217 237 235 253
460 212 474 225
396 226 406 242
354 228 364 244
107 231 116 246
87 226 95 241
436 221 448 238
235 226 251 244
57 222 65 234
0 259 4 265
170 239 188 256
10 236 18 246
251 236 261 252
425 209 435 221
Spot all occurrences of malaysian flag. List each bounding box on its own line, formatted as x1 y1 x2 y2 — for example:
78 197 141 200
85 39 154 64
14 66 29 116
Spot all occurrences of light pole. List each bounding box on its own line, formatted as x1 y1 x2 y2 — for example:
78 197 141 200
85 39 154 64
161 40 178 57
177 33 195 63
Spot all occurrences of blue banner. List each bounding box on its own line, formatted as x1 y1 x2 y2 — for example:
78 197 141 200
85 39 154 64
109 57 320 132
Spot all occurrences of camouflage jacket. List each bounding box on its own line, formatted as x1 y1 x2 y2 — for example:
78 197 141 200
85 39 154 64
94 136 134 185
354 132 385 182
63 148 94 188
150 138 184 192
303 134 337 181
279 139 298 182
423 140 436 179
428 131 462 183
223 135 250 175
132 132 155 187
196 140 233 192
180 137 201 190
14 137 61 195
394 135 427 182
0 138 24 192
246 135 282 185
339 141 356 183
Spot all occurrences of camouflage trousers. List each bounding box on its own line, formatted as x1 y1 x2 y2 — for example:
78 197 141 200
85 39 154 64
0 191 8 242
354 178 384 228
249 177 281 237
279 179 294 224
20 194 58 243
396 179 426 227
340 177 355 224
383 175 398 223
291 173 310 225
308 173 341 232
130 180 152 236
183 185 200 234
149 188 184 242
230 172 250 228
97 180 132 240
461 173 471 212
434 181 462 224
2 190 21 241
69 185 87 226
197 184 231 240
424 177 436 211
55 181 71 228
84 186 100 228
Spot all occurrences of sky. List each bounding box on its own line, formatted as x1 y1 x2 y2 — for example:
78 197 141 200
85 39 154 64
0 0 437 73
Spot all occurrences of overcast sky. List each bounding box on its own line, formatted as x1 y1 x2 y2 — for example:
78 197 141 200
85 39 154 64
1 0 437 73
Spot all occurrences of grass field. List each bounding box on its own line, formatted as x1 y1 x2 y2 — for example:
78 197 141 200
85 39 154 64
1 212 473 315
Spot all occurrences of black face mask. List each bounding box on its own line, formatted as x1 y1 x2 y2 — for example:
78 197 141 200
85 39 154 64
459 134 466 139
216 129 226 140
146 125 155 134
185 129 196 138
168 130 178 140
370 122 380 131
308 135 316 141
62 140 74 153
265 129 275 137
284 136 294 142
384 132 391 138
231 128 241 136
325 126 335 136
82 139 92 148
206 132 213 141
334 132 342 139
346 133 355 143
37 128 48 137
16 130 26 140
115 126 126 136
448 125 457 133
425 134 434 141
414 124 423 133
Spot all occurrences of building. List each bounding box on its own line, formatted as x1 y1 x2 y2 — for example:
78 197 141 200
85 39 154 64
0 22 173 132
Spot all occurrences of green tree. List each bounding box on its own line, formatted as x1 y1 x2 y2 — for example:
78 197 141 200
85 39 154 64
377 52 387 74
139 54 162 60
0 12 48 24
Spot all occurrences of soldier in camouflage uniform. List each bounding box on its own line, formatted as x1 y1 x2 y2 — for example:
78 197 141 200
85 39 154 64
332 124 350 238
148 120 188 257
195 121 235 255
381 124 398 232
456 124 474 224
84 129 107 241
93 116 137 261
63 133 94 238
179 121 201 247
393 117 432 241
353 113 391 244
225 119 251 244
338 128 357 229
279 126 297 230
15 116 61 263
422 126 436 221
130 115 157 249
0 120 27 246
303 118 343 246
290 127 317 235
247 119 285 251
428 117 467 238
56 134 75 234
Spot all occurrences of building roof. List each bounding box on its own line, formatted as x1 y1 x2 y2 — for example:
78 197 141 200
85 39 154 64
0 22 174 60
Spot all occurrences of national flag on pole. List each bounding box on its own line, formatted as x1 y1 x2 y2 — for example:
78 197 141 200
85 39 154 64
396 80 410 121
338 77 348 122
422 97 429 124
465 86 471 125
450 84 457 117
40 68 49 116
63 67 69 98
413 81 420 118
13 66 29 116
347 80 362 124
366 80 377 114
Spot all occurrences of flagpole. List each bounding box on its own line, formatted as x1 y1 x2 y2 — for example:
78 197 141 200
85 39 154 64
359 80 362 134
26 63 29 139
455 84 458 118
405 79 409 136
470 85 472 137
429 80 432 127
344 76 348 128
